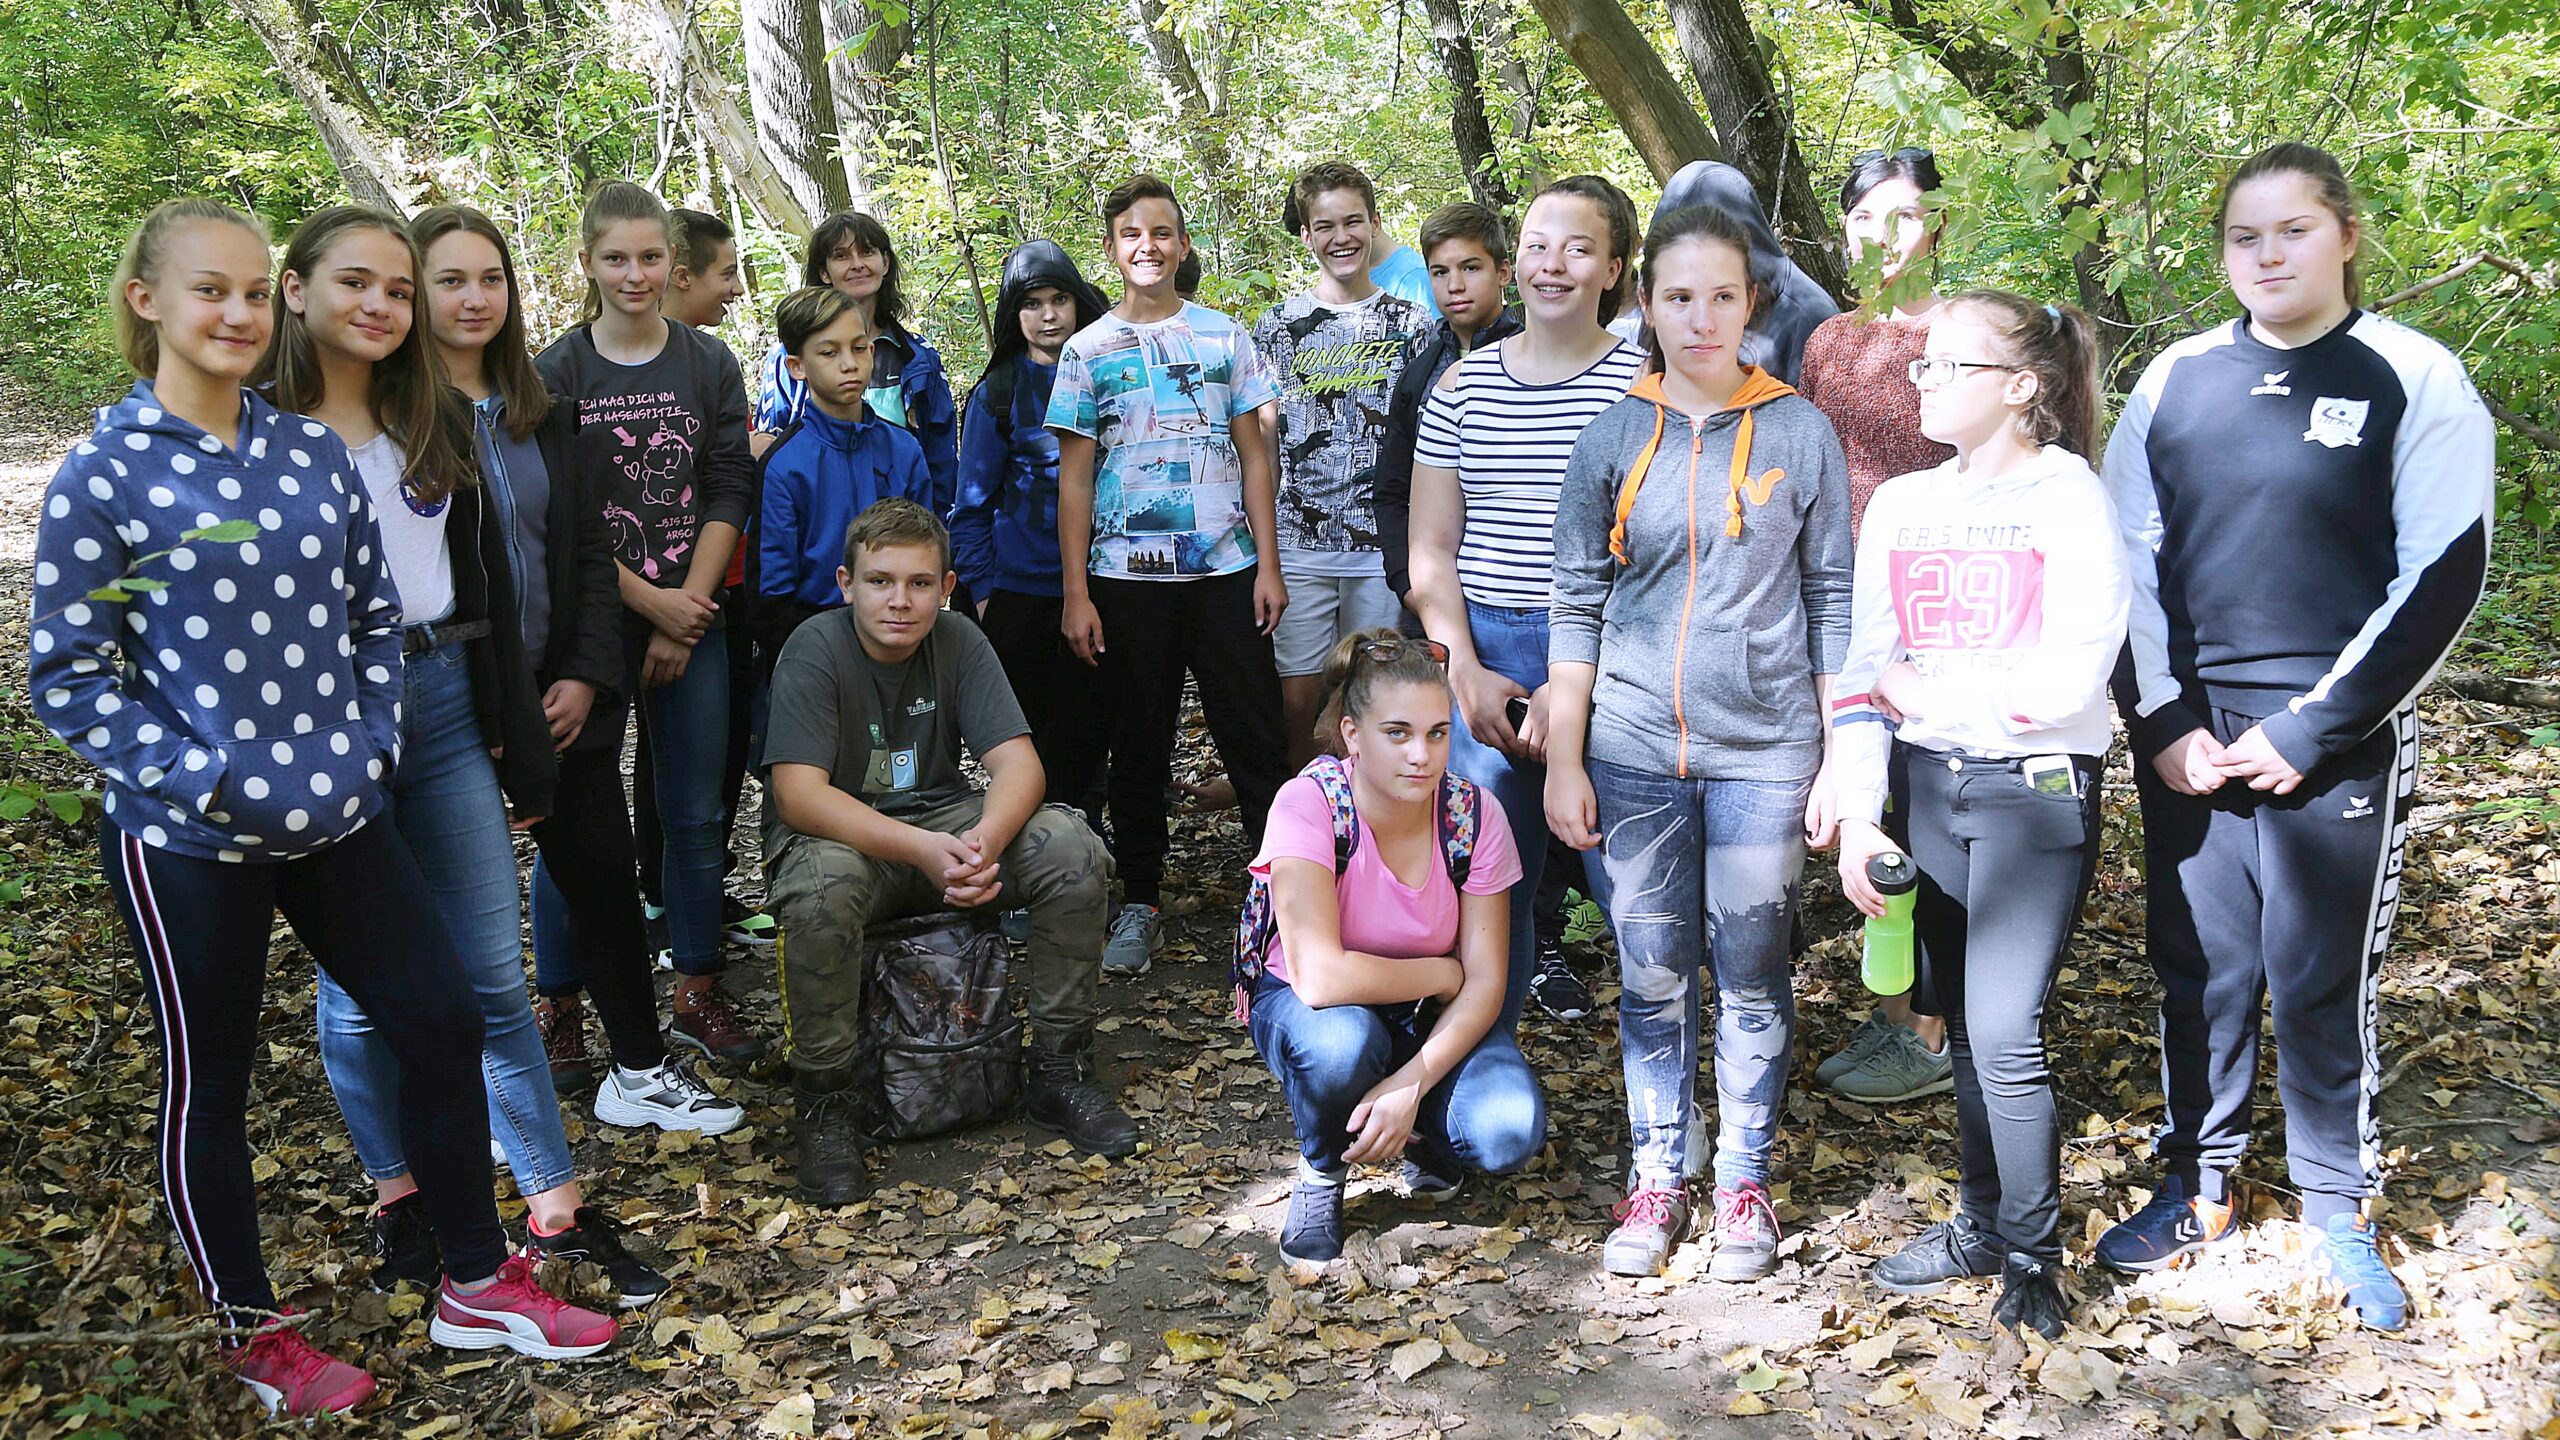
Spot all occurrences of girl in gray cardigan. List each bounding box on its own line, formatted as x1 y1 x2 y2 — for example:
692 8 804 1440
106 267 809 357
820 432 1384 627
1545 204 1853 1282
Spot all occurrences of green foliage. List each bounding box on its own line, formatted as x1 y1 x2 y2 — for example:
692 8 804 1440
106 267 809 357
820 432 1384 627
0 0 2550 523
48 1357 174 1440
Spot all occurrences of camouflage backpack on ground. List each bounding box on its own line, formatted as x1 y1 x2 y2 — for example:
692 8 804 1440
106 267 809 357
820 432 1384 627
858 912 1024 1139
1230 754 1481 1021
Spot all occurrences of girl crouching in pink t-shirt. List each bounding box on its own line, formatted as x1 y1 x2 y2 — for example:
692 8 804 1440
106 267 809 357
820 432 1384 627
1241 629 1547 1266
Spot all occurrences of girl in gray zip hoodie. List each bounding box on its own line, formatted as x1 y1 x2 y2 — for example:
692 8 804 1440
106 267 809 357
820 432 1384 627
1545 204 1853 1282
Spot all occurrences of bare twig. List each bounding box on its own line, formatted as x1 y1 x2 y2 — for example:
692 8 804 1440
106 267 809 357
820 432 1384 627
2377 1032 2460 1095
0 1311 306 1351
2482 393 2560 453
2438 672 2560 711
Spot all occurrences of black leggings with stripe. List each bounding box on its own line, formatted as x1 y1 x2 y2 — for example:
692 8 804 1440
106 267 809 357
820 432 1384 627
2135 702 2415 1225
101 815 509 1330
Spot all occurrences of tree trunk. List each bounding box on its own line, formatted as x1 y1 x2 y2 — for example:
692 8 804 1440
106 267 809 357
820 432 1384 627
1124 0 1237 241
820 0 910 212
741 0 852 218
1521 0 1718 184
627 0 813 237
225 0 416 214
1662 0 1847 302
1422 0 1514 210
2041 35 2135 374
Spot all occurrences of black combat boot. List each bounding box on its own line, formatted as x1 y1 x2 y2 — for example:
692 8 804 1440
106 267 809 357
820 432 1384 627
792 1067 873 1205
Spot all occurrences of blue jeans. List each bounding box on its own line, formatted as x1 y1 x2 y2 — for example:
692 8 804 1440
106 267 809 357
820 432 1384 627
1590 758 1808 1190
1446 601 1593 1033
315 641 577 1195
618 623 729 975
1248 975 1546 1177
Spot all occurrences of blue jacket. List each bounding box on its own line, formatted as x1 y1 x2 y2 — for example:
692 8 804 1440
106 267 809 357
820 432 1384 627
755 321 958 515
29 384 405 862
754 402 934 612
950 356 1067 600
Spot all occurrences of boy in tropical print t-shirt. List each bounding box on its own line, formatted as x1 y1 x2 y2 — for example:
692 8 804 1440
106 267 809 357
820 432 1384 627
1253 161 1428 766
1048 174 1289 977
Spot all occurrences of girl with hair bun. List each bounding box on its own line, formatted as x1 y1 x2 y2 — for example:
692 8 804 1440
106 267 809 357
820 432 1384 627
1237 629 1547 1267
1832 289 2126 1340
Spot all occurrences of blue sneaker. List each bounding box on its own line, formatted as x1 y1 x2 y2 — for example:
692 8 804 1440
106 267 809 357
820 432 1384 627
2094 1174 2236 1273
2314 1214 2408 1331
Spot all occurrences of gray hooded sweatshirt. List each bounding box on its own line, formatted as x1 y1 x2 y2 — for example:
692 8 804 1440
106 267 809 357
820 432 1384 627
1550 368 1854 781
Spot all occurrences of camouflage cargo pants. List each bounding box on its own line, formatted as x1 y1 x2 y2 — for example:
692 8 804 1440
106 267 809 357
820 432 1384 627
768 798 1110 1073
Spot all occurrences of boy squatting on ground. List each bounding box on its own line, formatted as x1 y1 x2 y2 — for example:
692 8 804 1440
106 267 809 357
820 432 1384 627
761 499 1139 1205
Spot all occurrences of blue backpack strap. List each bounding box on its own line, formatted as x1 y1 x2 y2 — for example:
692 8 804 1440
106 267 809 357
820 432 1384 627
1232 755 1362 1022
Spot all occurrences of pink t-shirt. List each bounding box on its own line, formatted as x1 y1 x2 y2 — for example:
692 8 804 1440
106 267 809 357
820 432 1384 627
1247 764 1524 983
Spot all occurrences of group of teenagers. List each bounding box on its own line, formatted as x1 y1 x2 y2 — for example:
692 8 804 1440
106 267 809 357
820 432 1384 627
29 129 2493 1416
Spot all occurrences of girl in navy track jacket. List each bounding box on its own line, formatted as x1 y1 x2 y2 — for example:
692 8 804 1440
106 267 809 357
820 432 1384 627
2097 143 2495 1333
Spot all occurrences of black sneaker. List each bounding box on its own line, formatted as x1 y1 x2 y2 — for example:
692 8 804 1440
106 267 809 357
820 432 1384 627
721 895 778 948
1874 1214 2006 1295
1281 1174 1346 1264
1992 1252 2069 1340
1400 1150 1464 1202
372 1191 442 1289
1528 941 1593 1020
528 1205 670 1308
1026 1050 1139 1158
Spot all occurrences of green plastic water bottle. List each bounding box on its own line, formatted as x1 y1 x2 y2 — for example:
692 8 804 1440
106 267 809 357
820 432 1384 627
1862 852 1919 996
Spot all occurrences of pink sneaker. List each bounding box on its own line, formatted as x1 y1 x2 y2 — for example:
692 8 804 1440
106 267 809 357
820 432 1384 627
429 1255 619 1358
224 1315 377 1415
1709 1180 1782 1281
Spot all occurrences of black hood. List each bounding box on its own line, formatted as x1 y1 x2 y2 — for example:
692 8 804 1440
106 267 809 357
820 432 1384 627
1650 160 1838 384
995 239 1109 331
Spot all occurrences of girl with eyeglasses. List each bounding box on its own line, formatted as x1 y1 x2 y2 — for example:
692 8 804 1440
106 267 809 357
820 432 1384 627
1237 629 1547 1267
1832 291 2124 1340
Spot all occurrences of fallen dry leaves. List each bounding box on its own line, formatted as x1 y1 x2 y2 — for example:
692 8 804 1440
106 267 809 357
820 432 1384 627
0 599 2556 1436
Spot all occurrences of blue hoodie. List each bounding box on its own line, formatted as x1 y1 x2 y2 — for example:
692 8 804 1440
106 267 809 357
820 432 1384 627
949 238 1111 601
29 384 405 862
755 321 958 513
754 402 934 610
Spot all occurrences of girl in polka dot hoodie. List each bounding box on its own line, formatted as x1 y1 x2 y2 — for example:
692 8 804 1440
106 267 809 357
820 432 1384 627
34 267 403 861
28 200 619 1416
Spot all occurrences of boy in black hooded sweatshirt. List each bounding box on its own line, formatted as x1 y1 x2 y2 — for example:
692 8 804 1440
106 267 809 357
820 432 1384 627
1611 160 1838 385
952 240 1115 818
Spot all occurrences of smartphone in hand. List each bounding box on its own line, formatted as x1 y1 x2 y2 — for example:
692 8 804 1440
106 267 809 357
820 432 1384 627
1505 695 1530 733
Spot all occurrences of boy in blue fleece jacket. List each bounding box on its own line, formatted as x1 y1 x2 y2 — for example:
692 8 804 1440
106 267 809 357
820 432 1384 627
755 286 933 646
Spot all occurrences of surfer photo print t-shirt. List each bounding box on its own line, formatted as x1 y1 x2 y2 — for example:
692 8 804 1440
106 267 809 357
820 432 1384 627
1044 303 1282 581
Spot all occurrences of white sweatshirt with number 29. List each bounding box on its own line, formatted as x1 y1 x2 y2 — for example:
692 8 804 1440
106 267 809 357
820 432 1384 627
1830 445 2130 827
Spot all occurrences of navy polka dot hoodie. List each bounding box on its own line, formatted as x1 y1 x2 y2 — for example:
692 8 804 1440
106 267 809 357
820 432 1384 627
28 382 406 862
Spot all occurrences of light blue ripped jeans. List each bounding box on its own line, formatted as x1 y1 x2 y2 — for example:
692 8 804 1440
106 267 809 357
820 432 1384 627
1590 757 1809 1191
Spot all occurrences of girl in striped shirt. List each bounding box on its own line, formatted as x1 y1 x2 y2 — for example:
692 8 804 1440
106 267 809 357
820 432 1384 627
1405 176 1645 1034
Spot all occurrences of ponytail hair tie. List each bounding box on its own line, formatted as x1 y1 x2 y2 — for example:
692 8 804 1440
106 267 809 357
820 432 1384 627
2043 303 2061 319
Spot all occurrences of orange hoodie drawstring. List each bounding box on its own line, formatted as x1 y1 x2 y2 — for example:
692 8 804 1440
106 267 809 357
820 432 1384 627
1607 366 1797 563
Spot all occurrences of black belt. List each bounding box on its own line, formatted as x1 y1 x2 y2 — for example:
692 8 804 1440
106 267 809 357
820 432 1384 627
1906 745 2037 773
402 619 490 657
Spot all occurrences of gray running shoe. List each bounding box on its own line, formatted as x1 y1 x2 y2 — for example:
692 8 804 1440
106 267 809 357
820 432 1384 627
1831 1023 1954 1103
1104 903 1160 976
1816 1010 1898 1086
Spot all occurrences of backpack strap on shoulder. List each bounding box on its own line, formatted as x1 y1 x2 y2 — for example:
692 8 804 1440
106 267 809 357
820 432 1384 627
1437 771 1480 889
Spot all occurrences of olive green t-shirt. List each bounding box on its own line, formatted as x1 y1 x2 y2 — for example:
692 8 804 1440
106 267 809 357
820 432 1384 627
760 610 1029 859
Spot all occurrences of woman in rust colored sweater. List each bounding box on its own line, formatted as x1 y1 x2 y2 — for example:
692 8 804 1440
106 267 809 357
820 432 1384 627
1797 146 1959 1100
1800 148 1958 537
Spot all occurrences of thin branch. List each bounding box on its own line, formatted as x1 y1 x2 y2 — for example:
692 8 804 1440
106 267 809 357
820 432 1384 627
0 1312 307 1351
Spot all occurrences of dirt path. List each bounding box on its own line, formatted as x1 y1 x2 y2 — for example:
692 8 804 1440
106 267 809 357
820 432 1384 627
0 386 2554 1439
